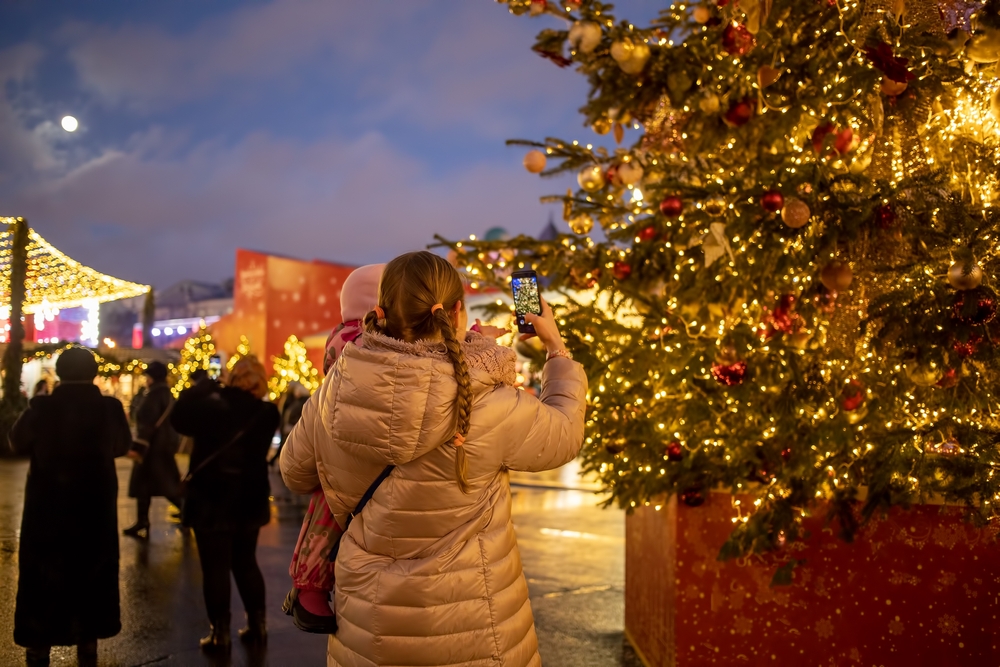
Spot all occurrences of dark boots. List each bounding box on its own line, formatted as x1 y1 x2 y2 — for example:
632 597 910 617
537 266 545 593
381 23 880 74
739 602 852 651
199 617 231 652
77 640 98 667
25 647 49 667
238 610 267 645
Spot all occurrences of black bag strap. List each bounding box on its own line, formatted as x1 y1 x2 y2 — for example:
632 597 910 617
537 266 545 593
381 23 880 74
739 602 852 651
182 411 261 485
328 464 395 563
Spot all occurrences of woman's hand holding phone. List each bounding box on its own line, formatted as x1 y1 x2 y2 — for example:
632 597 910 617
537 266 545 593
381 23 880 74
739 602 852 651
520 298 566 354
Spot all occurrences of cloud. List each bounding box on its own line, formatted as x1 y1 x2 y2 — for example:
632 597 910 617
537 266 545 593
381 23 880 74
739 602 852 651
64 0 582 137
6 126 564 286
1 0 582 287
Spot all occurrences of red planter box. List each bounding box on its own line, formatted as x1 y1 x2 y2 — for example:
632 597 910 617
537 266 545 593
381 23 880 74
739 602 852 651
625 493 1000 666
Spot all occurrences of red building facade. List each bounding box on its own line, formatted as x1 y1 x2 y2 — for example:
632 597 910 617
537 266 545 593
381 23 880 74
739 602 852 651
212 249 355 370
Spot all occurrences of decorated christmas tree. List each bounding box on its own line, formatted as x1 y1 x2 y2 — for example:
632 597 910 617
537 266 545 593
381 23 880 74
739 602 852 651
444 0 1000 559
173 326 216 396
269 334 320 401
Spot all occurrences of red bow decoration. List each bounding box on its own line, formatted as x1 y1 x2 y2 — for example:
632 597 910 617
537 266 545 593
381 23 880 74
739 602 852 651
864 41 916 83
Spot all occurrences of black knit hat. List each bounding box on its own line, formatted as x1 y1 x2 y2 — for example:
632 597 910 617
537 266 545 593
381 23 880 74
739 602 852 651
144 361 169 382
55 347 99 382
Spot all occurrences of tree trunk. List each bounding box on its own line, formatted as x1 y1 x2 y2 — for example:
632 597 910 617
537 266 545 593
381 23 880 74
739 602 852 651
2 217 28 402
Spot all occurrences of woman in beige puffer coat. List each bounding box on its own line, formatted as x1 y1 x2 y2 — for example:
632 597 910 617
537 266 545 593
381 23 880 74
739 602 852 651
280 251 586 667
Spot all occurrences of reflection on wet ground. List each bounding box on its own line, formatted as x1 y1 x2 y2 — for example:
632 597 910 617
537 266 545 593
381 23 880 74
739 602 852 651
1 457 638 666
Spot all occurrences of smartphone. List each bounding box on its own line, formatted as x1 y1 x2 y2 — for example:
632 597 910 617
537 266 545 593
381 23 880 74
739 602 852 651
511 270 542 334
208 355 222 381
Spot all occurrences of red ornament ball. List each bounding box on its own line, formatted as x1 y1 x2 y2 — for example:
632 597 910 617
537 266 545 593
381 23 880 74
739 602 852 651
937 368 958 389
613 260 633 280
637 225 658 242
780 447 793 461
771 294 799 334
711 360 747 386
680 487 705 507
666 441 683 461
761 190 784 213
724 98 755 127
659 195 683 217
811 123 836 153
953 334 983 357
875 204 896 229
820 260 853 292
722 22 754 56
953 292 997 325
840 380 865 412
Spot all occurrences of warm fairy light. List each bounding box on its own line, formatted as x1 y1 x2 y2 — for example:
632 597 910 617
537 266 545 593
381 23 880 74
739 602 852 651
0 217 150 313
480 0 1000 553
173 326 217 396
268 334 319 400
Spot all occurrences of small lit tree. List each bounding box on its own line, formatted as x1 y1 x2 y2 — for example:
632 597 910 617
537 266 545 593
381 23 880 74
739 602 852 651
226 335 252 371
173 326 216 396
269 334 319 401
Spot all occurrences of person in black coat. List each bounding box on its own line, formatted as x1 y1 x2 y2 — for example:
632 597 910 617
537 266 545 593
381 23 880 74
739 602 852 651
9 347 132 667
171 355 280 652
124 361 183 537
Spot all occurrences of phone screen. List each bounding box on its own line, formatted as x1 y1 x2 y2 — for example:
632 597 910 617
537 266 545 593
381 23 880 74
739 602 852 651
208 355 222 381
511 271 542 334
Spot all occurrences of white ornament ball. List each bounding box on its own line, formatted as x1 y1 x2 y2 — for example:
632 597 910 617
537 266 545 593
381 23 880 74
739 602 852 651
568 21 602 54
577 165 606 192
617 160 644 186
523 150 547 174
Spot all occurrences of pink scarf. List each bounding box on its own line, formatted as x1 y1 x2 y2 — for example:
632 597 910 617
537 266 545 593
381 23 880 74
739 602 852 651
324 319 364 374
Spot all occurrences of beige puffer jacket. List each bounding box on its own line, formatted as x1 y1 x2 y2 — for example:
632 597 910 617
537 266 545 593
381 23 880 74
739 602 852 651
280 331 586 667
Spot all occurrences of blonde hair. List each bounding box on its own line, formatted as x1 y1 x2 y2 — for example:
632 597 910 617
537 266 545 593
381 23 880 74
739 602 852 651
364 251 472 493
228 355 269 400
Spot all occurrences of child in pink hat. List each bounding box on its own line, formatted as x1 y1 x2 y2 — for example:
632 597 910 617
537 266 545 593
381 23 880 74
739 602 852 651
282 263 384 633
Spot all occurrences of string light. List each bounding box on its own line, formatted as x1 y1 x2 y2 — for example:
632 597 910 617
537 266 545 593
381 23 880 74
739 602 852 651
268 335 319 401
0 217 149 313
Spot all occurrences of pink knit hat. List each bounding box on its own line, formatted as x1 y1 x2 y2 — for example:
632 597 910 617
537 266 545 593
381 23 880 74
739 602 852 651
323 264 384 374
340 263 385 321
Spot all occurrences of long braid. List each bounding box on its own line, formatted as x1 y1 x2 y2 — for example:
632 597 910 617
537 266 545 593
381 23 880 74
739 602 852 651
433 308 473 493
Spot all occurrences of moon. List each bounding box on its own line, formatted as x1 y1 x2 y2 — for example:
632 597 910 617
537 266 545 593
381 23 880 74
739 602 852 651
61 116 79 132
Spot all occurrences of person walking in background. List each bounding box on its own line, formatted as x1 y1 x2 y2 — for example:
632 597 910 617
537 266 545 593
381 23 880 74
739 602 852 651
280 251 586 666
280 263 383 632
171 356 280 652
9 347 133 667
124 361 183 538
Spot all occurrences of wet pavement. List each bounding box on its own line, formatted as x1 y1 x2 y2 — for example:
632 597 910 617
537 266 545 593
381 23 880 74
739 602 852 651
1 457 638 666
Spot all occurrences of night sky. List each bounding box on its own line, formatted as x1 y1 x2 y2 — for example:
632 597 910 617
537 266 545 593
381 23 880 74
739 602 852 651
0 0 655 289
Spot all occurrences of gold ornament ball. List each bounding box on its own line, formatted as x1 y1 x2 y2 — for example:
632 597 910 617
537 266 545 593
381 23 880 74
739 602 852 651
699 93 720 114
592 118 612 135
948 259 983 290
692 6 711 23
610 39 634 64
617 160 644 186
703 196 726 217
619 45 650 74
569 215 594 235
820 260 853 292
880 76 908 96
523 150 547 174
781 197 811 228
905 360 943 387
577 165 606 192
